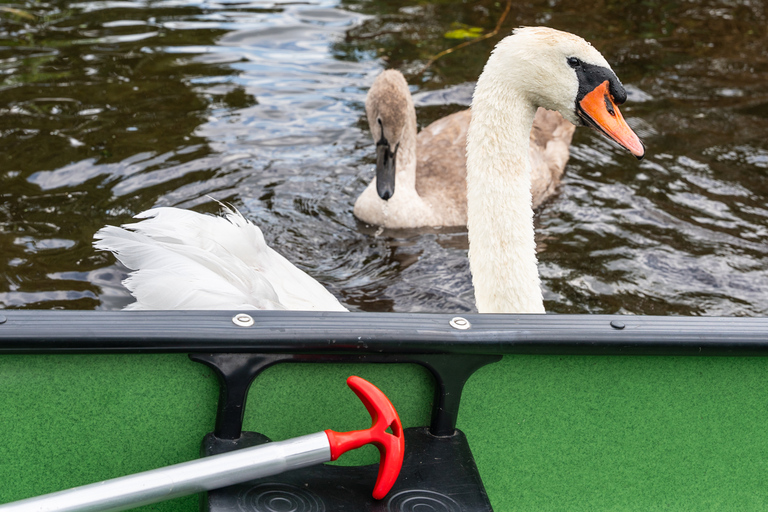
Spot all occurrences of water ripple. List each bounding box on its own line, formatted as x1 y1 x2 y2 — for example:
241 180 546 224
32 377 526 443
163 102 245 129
0 0 767 314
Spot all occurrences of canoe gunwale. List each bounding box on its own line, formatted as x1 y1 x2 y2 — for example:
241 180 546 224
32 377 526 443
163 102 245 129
0 310 766 356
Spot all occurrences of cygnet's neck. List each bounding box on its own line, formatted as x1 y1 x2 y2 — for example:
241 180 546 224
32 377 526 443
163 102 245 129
466 66 545 313
394 107 418 193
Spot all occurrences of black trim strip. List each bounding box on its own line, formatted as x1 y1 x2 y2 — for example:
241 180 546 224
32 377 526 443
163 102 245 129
0 311 767 356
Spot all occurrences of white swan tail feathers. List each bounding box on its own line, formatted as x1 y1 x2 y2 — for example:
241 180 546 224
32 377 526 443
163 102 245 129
94 206 348 312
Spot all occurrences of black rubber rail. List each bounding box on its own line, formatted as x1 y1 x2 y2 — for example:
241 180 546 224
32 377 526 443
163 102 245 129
0 310 767 356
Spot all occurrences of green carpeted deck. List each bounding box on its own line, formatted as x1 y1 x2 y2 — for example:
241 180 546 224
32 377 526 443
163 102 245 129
2 354 768 510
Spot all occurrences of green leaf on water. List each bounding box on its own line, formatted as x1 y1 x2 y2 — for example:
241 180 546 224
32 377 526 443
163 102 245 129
444 26 483 40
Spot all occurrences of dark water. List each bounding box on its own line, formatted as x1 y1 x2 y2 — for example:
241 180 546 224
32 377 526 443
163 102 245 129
0 0 766 315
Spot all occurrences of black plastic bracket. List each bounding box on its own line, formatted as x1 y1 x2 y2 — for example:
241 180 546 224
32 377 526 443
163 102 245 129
189 352 501 438
189 352 501 512
189 354 292 440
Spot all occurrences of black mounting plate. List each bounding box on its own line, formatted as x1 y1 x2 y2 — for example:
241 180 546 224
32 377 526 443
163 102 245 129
201 427 492 512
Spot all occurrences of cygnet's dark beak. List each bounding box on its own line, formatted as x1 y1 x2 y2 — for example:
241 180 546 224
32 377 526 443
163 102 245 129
375 135 397 201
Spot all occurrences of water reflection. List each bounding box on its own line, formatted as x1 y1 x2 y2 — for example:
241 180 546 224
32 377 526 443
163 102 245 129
0 0 766 315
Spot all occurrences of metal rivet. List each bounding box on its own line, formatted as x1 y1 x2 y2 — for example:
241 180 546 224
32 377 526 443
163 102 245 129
449 317 471 330
0 314 6 325
232 313 254 327
610 320 625 330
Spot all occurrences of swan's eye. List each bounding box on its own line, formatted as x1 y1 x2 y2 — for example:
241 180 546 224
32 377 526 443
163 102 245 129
567 57 580 69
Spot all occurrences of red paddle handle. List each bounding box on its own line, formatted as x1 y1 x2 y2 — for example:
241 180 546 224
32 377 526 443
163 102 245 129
324 376 405 500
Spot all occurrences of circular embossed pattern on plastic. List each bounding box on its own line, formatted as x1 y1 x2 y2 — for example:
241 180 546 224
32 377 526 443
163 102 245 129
386 490 462 512
237 483 325 512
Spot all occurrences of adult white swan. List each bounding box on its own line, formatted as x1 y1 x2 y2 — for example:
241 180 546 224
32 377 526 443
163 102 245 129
95 27 643 313
466 27 643 312
353 70 576 228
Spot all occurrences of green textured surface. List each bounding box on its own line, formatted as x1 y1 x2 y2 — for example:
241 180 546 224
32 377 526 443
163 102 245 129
3 354 768 510
242 363 433 466
460 356 768 511
0 354 218 511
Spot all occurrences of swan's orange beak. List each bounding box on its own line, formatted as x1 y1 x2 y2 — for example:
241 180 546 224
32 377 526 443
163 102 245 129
578 81 645 160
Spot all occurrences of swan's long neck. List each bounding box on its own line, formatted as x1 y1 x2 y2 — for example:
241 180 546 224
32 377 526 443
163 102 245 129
466 65 545 314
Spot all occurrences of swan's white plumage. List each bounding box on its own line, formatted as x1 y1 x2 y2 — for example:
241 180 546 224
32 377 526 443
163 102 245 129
463 27 632 313
96 27 640 314
94 207 347 311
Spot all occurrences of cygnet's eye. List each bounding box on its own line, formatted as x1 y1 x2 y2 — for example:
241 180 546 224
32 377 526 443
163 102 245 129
567 57 581 69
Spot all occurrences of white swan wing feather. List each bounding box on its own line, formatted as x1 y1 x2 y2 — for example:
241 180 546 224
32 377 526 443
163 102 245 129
94 207 347 312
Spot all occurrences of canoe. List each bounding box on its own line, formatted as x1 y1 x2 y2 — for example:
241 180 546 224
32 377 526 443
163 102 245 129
1 311 768 510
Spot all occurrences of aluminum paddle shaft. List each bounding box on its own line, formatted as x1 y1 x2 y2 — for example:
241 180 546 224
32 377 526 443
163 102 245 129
0 432 330 512
0 376 405 512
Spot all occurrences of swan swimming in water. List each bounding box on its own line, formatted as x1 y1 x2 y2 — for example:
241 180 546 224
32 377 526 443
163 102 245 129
95 27 644 313
353 70 576 228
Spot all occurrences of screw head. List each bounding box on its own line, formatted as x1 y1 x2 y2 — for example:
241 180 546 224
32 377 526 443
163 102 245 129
232 313 255 327
449 317 471 330
610 320 625 330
